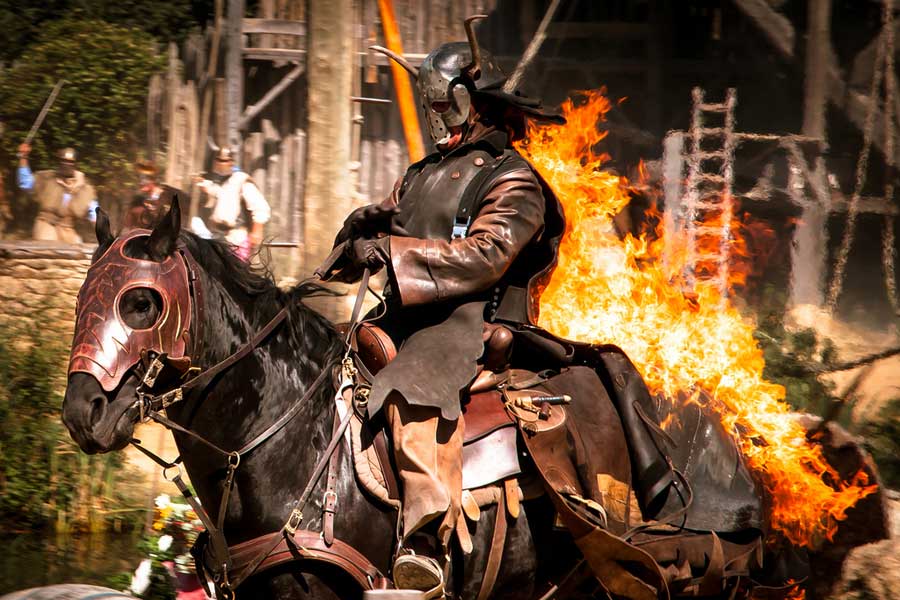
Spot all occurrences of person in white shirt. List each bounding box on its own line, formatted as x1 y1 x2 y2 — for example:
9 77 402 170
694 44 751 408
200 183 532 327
195 147 271 260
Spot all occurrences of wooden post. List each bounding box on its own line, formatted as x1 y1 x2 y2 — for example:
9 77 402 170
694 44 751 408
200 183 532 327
789 0 831 310
377 0 425 162
304 0 354 286
225 0 245 151
214 78 227 148
190 0 224 220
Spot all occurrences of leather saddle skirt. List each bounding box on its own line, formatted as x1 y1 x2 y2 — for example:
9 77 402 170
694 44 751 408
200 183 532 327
339 322 522 496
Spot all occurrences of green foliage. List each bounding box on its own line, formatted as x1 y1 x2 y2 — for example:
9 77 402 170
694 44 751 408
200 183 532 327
752 291 839 417
0 1 214 63
0 309 141 532
0 18 165 196
860 397 900 489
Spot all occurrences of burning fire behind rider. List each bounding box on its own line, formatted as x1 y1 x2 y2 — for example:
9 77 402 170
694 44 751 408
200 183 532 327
317 18 675 596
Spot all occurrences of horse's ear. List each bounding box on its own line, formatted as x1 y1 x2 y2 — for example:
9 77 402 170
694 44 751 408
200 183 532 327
147 195 181 260
95 208 113 246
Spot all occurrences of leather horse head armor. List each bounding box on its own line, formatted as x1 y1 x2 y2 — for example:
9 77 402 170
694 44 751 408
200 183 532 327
68 229 194 391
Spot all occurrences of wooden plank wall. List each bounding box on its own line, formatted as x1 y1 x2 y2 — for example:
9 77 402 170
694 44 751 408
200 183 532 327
147 0 503 272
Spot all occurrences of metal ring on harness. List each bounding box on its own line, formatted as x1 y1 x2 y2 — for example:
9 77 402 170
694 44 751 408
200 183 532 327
163 463 183 482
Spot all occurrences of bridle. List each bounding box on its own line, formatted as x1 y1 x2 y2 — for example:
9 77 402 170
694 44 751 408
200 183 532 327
116 244 376 597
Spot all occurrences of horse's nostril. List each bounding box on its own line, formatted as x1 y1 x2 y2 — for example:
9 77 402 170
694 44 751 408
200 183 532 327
89 395 107 427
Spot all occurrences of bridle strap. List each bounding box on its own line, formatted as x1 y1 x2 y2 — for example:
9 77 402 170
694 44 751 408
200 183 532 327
233 364 337 457
180 304 291 397
133 269 380 595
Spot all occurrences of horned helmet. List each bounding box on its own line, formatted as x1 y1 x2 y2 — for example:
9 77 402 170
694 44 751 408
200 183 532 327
372 15 563 148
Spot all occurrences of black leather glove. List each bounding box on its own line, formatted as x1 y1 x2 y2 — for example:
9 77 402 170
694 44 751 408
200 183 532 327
336 204 402 243
346 236 391 271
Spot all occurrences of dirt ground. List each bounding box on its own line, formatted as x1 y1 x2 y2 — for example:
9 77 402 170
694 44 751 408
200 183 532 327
789 304 900 425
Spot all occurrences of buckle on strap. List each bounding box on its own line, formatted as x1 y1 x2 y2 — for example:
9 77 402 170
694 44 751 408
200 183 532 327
141 354 166 388
451 216 471 239
285 508 303 535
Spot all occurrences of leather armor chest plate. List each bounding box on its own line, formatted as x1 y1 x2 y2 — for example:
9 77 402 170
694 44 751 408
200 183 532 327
394 149 498 241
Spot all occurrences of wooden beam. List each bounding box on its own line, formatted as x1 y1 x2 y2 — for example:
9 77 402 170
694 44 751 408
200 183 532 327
237 62 305 130
190 0 223 220
789 0 831 309
304 0 354 286
731 0 795 59
732 0 897 154
243 48 306 61
242 18 306 37
225 0 245 150
544 22 650 40
829 195 899 216
504 0 562 93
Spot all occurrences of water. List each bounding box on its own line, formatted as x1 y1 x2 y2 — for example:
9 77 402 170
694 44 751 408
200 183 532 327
0 532 145 595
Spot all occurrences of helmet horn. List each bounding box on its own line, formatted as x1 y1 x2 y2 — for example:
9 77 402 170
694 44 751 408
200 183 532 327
463 14 488 81
369 45 419 80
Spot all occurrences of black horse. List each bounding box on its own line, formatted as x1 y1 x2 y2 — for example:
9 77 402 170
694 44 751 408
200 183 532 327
63 199 823 599
62 202 585 599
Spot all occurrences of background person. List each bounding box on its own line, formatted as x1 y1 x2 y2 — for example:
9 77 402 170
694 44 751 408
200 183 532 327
122 160 174 231
194 147 270 261
17 143 97 243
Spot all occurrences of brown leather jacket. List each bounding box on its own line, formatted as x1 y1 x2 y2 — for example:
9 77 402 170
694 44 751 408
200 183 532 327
324 127 563 419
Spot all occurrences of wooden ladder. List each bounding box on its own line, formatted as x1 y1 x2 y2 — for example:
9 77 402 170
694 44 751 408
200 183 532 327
682 87 737 298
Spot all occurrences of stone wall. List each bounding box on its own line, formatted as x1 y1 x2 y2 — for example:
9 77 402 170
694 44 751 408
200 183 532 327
0 240 183 500
0 241 94 341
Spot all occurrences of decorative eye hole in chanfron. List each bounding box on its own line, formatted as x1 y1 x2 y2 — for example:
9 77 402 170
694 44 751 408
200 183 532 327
431 101 452 113
119 287 164 331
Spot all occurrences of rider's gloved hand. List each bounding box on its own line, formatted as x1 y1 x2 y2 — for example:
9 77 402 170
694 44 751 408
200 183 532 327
346 235 390 271
336 204 404 243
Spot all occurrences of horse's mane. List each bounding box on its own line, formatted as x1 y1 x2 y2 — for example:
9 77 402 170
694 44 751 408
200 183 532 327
179 232 345 368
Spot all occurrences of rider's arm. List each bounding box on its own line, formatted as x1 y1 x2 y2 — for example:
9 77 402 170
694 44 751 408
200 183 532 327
387 168 545 306
241 181 270 247
17 164 34 191
17 144 34 191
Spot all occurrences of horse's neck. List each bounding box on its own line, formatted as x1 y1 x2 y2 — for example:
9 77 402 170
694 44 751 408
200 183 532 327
171 273 340 532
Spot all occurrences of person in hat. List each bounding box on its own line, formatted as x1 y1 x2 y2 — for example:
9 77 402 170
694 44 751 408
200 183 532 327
17 143 98 243
122 160 175 231
194 147 270 261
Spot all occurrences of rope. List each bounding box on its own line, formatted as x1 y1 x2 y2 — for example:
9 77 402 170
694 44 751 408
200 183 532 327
826 8 889 313
882 0 899 316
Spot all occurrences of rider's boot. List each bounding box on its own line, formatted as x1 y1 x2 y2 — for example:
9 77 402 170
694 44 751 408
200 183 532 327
384 393 471 597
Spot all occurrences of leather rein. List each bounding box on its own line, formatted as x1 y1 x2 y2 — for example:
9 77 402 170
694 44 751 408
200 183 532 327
127 250 381 598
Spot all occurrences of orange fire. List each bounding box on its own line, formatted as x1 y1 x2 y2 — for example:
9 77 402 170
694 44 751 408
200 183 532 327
515 90 876 547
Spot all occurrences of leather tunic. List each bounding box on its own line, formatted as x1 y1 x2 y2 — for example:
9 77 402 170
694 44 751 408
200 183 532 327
335 129 563 420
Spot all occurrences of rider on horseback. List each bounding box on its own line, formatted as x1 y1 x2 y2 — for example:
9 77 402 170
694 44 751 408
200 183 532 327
318 18 675 597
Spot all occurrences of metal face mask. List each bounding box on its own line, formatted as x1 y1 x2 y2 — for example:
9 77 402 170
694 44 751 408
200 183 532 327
418 42 474 146
68 229 194 391
370 15 506 147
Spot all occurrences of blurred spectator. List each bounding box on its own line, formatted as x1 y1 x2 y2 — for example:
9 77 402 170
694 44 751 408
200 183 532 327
122 160 175 231
17 143 97 243
194 147 270 260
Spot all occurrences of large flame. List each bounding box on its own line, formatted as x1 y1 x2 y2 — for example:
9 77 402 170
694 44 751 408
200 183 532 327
515 90 876 547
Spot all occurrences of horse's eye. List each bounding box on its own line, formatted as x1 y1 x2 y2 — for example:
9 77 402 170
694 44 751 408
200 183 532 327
119 288 162 330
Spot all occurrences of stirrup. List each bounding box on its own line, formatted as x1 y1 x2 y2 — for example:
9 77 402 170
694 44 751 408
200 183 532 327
392 553 444 600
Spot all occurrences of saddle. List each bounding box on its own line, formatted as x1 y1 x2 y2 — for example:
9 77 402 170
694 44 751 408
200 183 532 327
343 322 525 505
345 322 770 599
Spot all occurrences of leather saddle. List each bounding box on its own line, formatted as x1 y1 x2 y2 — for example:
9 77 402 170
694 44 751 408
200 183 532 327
342 322 523 495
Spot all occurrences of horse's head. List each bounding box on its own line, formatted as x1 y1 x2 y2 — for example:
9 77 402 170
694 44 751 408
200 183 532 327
63 198 194 453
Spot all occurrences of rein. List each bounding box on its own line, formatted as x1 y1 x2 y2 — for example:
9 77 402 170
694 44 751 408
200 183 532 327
128 258 377 597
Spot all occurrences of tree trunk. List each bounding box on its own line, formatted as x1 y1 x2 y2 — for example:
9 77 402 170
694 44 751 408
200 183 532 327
304 0 354 318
